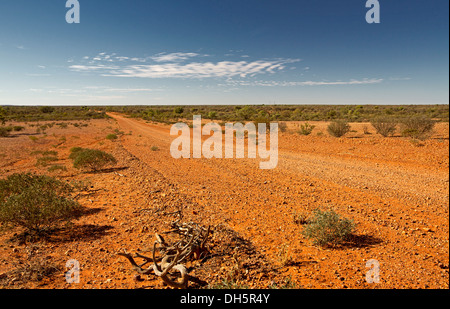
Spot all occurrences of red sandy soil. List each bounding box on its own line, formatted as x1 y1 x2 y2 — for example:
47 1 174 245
0 115 448 289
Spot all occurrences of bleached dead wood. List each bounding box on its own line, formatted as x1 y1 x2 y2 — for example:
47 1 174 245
118 221 210 289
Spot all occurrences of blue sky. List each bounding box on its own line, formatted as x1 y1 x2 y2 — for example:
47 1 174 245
0 0 448 106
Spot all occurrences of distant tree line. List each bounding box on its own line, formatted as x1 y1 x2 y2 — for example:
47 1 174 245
97 104 449 123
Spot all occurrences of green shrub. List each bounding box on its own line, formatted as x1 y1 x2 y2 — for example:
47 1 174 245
69 147 84 159
302 209 355 247
327 120 351 137
298 122 316 136
236 106 256 121
106 133 118 141
13 126 25 132
371 118 397 137
400 116 435 140
0 173 83 232
39 106 55 114
252 115 272 131
0 127 11 137
0 107 5 125
114 128 124 135
151 146 159 151
174 106 184 114
71 148 117 171
70 146 83 152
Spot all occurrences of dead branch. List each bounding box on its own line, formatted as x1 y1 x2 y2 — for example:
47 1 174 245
118 221 210 289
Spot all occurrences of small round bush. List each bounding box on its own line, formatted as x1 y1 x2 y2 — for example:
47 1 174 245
400 116 435 140
302 209 355 247
298 122 316 136
0 173 83 232
71 149 117 171
371 118 397 137
106 133 118 141
327 120 351 137
0 127 11 137
13 126 25 132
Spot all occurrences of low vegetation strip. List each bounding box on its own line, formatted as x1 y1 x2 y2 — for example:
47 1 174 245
0 106 109 122
97 104 449 123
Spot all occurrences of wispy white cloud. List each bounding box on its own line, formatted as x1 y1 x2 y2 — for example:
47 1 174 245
151 52 200 62
70 64 120 71
225 78 383 87
70 58 300 79
82 53 146 64
67 52 383 89
130 57 147 63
